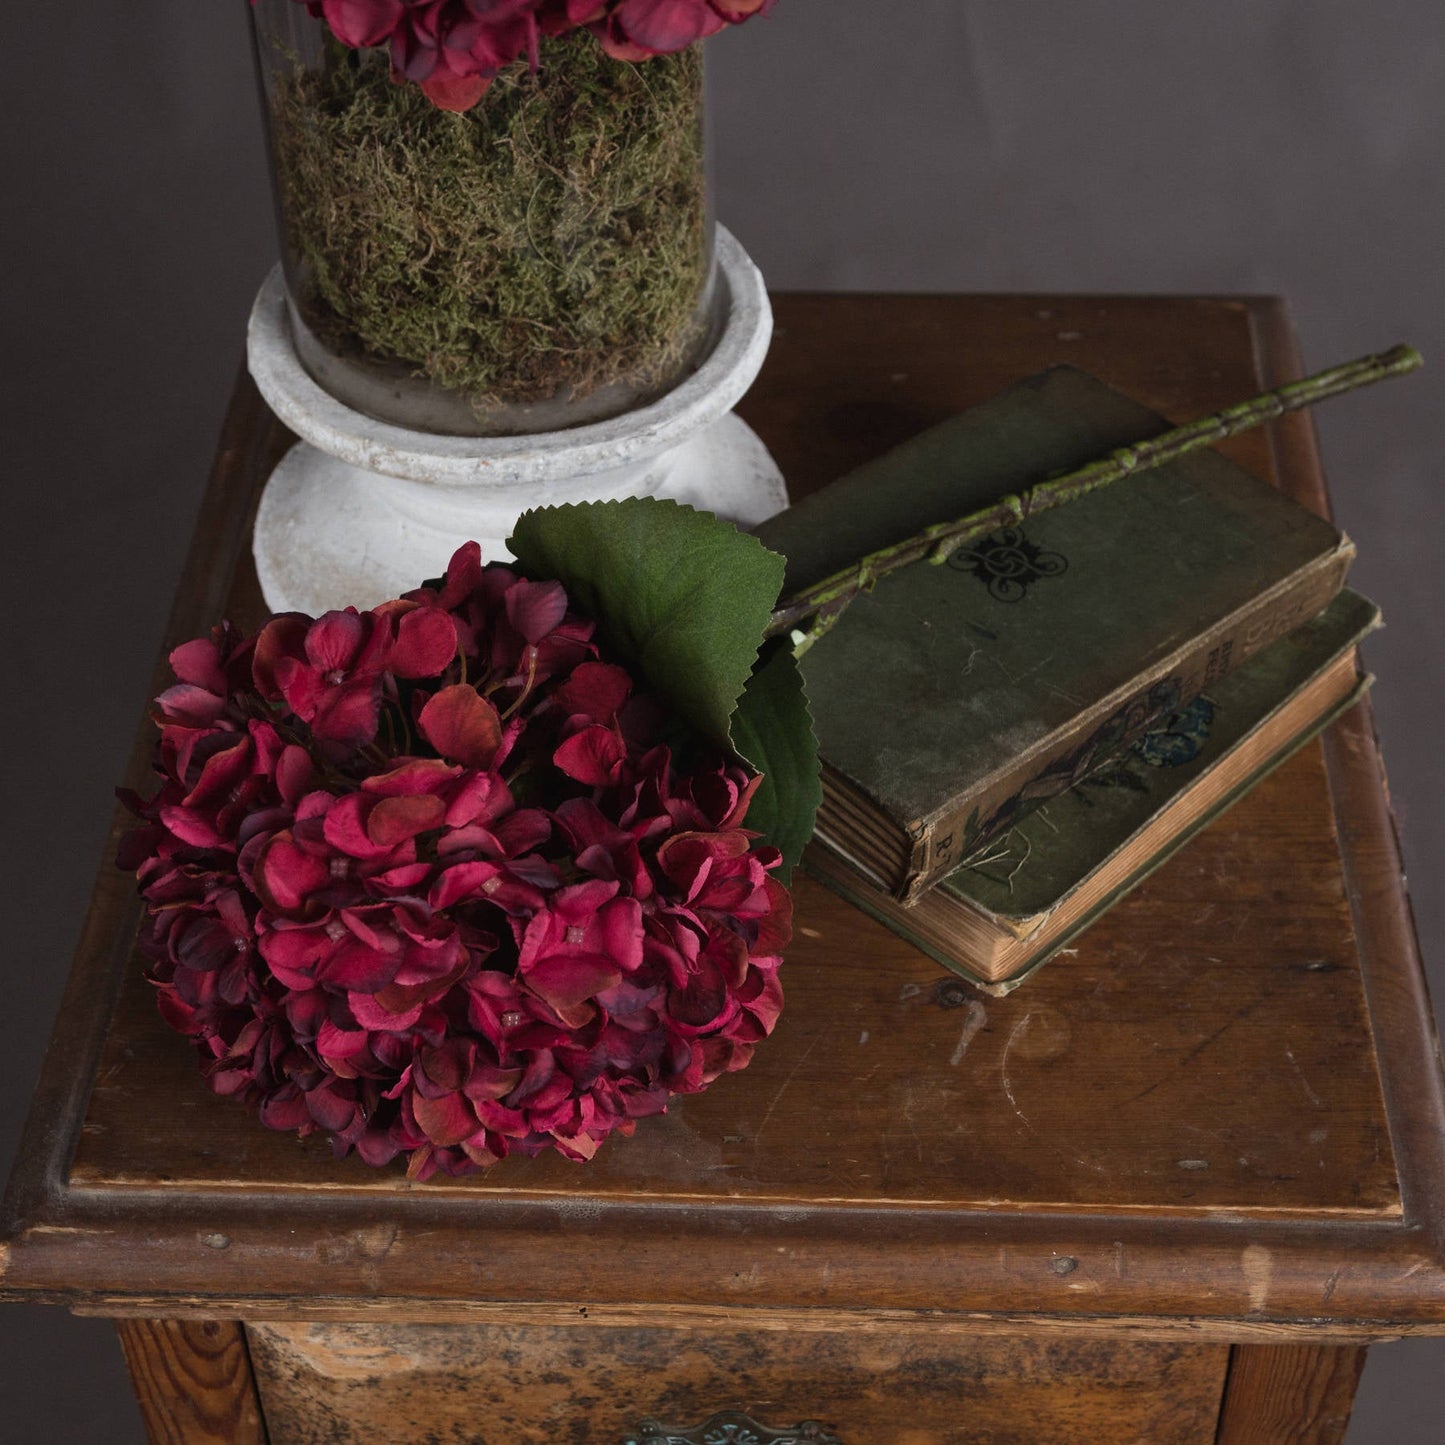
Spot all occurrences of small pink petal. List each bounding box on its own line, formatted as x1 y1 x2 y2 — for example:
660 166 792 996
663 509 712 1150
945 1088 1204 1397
463 1065 525 1103
310 682 382 746
321 0 406 49
412 1088 480 1147
304 609 366 673
420 71 492 111
444 770 507 827
553 725 625 786
419 685 503 768
158 805 228 849
154 683 226 726
276 745 315 804
348 990 425 1032
320 936 402 993
364 759 462 797
390 605 460 678
505 579 568 644
168 637 226 692
306 1080 357 1132
368 794 446 846
554 661 632 722
524 954 622 1014
322 795 386 860
252 614 310 697
272 656 327 719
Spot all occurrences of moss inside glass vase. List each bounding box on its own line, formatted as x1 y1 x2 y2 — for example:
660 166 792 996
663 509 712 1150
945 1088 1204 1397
268 33 711 431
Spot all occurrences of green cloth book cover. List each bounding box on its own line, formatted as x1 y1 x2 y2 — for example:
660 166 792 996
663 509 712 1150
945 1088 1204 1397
756 367 1353 900
805 589 1378 992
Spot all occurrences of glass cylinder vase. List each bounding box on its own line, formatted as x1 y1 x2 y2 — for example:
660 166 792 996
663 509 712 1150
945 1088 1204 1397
248 1 717 437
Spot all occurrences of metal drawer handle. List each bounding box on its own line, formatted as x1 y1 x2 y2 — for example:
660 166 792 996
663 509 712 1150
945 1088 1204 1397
626 1412 842 1445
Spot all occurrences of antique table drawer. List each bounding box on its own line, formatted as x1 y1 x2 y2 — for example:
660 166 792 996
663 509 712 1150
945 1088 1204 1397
244 1321 1228 1444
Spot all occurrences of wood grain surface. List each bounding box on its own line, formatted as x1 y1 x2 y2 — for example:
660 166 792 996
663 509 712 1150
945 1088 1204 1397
116 1318 267 1444
4 295 1445 1340
245 1320 1227 1445
1216 1342 1367 1444
72 809 1398 1218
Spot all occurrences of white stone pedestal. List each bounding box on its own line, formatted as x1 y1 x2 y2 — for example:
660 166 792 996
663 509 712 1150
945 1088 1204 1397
247 227 787 615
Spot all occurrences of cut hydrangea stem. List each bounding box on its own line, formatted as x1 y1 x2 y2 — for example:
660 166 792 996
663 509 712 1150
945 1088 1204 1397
766 344 1423 639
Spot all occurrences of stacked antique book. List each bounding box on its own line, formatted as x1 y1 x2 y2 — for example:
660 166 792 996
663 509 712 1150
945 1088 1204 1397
756 367 1377 993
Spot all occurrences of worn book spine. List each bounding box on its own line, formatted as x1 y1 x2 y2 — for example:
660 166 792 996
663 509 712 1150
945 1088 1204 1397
807 665 1372 993
883 537 1355 901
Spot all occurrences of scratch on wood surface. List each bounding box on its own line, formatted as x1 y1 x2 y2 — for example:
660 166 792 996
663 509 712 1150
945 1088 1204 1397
1000 1012 1036 1128
753 1036 820 1144
900 1088 926 1164
1123 999 1259 1105
997 1010 1111 1176
1322 1268 1342 1304
949 1001 988 1066
1284 1046 1324 1108
1242 1245 1273 1312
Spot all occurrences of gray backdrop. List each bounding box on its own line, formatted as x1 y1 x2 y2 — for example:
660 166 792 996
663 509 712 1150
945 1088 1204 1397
3 2 1441 1437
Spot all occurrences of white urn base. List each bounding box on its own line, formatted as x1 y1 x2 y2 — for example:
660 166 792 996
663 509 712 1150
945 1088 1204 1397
254 413 785 614
248 227 787 616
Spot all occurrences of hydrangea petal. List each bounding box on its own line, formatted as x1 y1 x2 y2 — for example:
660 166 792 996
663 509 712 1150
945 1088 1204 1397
412 1089 480 1147
124 537 793 1180
419 685 503 768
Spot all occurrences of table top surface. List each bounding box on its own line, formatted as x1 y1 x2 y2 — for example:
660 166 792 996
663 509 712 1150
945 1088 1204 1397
4 294 1444 1341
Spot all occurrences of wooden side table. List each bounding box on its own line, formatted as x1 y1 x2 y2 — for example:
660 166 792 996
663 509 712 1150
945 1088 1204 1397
4 296 1444 1445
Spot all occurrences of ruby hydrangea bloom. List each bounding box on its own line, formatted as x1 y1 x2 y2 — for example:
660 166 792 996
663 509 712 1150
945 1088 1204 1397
266 0 775 110
120 543 790 1179
578 0 774 62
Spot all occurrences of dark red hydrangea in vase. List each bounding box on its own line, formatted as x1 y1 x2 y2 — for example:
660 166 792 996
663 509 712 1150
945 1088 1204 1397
276 0 776 109
120 537 796 1179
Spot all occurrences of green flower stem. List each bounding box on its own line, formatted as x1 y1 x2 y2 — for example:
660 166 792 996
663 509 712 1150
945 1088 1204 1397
766 345 1423 640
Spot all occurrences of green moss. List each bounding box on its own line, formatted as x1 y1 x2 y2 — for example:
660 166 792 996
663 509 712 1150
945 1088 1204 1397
268 34 709 416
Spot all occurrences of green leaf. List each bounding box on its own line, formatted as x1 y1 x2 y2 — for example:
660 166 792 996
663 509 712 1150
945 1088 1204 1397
729 643 821 879
509 498 785 751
